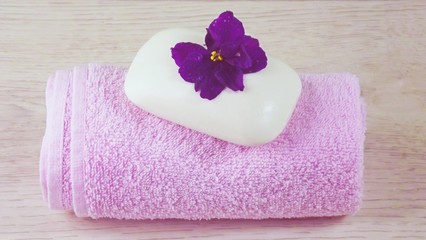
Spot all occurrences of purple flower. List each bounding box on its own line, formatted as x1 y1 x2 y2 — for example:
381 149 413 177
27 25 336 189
171 11 267 100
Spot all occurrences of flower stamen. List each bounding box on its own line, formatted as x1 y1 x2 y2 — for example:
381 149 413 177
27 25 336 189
210 50 223 62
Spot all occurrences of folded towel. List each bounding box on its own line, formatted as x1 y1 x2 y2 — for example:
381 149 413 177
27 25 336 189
40 64 366 220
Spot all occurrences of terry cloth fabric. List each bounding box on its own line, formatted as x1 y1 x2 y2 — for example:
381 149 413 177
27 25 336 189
40 64 366 220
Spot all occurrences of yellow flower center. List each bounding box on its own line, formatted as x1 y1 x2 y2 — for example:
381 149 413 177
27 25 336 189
210 50 223 62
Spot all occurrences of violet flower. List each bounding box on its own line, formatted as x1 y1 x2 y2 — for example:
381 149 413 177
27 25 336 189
171 11 267 100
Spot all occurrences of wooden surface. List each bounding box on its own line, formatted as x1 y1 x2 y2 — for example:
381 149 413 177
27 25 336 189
1 1 425 239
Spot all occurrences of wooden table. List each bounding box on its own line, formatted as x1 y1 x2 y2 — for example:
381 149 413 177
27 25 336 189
1 1 425 239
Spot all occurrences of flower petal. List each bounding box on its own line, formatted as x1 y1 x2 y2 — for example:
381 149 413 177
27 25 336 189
208 11 245 46
224 44 252 69
171 42 207 67
178 52 211 83
219 42 239 58
199 77 226 100
214 62 244 91
240 36 267 73
205 29 216 51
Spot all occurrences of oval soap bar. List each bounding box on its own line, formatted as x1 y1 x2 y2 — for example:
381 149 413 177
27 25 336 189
125 28 301 146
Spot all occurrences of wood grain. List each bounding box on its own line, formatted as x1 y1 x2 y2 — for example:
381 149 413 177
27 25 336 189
1 1 425 239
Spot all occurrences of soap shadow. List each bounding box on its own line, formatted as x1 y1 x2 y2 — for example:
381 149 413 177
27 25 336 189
65 212 345 232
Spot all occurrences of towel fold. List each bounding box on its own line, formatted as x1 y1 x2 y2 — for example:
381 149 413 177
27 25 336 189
40 64 366 220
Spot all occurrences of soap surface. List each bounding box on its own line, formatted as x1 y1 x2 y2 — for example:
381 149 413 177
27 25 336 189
125 28 301 146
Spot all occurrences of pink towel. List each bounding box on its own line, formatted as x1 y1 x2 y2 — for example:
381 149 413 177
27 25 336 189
40 64 366 220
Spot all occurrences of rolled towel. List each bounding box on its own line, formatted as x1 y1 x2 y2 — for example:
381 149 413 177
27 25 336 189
40 64 366 220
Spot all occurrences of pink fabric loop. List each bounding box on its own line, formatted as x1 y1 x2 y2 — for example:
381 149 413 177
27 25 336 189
40 64 366 219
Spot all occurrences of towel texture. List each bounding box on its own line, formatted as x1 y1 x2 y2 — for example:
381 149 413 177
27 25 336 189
40 64 366 220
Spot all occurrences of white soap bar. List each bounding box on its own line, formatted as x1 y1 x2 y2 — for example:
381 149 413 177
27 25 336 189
125 28 301 146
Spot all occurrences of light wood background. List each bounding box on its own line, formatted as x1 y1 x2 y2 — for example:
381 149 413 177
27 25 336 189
1 1 425 239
